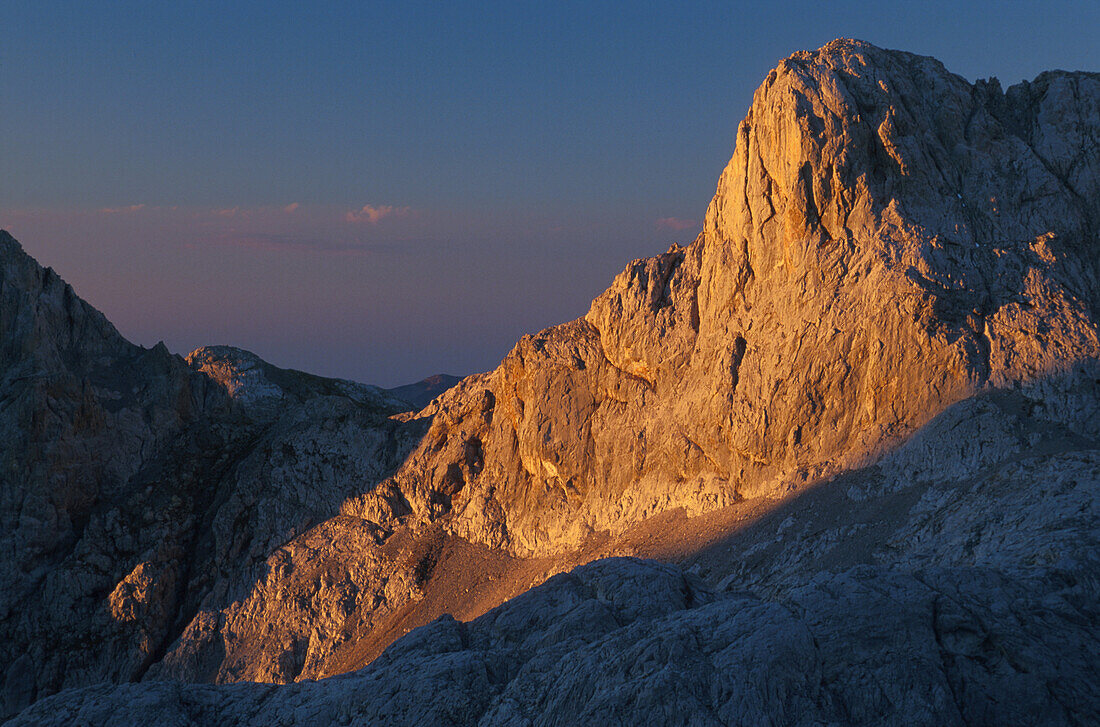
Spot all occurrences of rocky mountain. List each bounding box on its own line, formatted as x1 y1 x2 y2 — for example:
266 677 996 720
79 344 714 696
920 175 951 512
380 38 1100 558
0 249 424 714
2 39 1099 724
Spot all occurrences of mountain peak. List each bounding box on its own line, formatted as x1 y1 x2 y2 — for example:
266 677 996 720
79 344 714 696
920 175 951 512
2 42 1099 724
0 231 137 376
449 39 1100 554
185 345 285 407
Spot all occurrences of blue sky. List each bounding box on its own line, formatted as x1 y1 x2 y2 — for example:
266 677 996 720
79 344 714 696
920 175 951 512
2 1 1097 385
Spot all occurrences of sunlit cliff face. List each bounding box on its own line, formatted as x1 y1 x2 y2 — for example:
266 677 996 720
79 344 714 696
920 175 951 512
1 39 1099 721
362 40 1100 559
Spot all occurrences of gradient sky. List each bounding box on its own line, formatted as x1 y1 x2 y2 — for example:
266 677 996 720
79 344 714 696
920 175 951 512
2 1 1098 386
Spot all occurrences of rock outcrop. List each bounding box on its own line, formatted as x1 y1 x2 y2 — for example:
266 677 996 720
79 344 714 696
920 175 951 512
0 230 228 715
2 38 1099 724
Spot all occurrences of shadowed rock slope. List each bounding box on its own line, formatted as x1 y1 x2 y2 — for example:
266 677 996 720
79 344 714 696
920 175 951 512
10 555 1099 726
3 39 1100 724
0 235 425 715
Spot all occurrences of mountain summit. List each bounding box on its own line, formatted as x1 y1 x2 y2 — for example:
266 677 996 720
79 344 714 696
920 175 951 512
3 40 1099 725
370 38 1100 556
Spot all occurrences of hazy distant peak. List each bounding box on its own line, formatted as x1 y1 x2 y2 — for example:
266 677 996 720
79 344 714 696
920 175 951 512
386 373 464 410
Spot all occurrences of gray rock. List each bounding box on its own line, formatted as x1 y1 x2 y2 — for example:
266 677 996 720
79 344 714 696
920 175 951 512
2 38 1100 724
9 558 1098 726
0 234 422 712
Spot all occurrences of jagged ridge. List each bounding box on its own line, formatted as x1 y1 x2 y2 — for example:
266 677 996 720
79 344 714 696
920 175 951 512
2 39 1099 723
368 38 1100 556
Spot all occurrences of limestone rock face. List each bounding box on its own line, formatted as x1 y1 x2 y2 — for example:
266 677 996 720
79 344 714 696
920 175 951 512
2 38 1100 724
0 230 230 716
381 39 1100 557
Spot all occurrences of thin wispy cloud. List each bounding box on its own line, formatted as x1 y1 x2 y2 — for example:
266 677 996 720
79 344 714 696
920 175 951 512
283 202 300 213
345 204 411 224
194 232 420 256
100 204 145 214
655 217 698 232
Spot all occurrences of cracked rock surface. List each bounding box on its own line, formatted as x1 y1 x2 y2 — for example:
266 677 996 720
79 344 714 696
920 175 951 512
2 39 1100 724
397 39 1100 557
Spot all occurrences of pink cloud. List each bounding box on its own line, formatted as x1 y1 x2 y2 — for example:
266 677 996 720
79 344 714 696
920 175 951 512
283 202 300 213
345 204 411 224
100 204 145 214
655 217 698 232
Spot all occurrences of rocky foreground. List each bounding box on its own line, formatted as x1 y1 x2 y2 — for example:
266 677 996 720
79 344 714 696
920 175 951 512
2 39 1099 724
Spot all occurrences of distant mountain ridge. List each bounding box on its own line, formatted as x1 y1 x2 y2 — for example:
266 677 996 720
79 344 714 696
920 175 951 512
386 373 464 410
2 39 1099 725
185 346 462 413
186 344 409 412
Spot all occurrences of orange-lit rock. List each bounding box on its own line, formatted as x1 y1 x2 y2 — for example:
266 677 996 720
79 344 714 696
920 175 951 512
2 39 1099 724
386 39 1100 556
